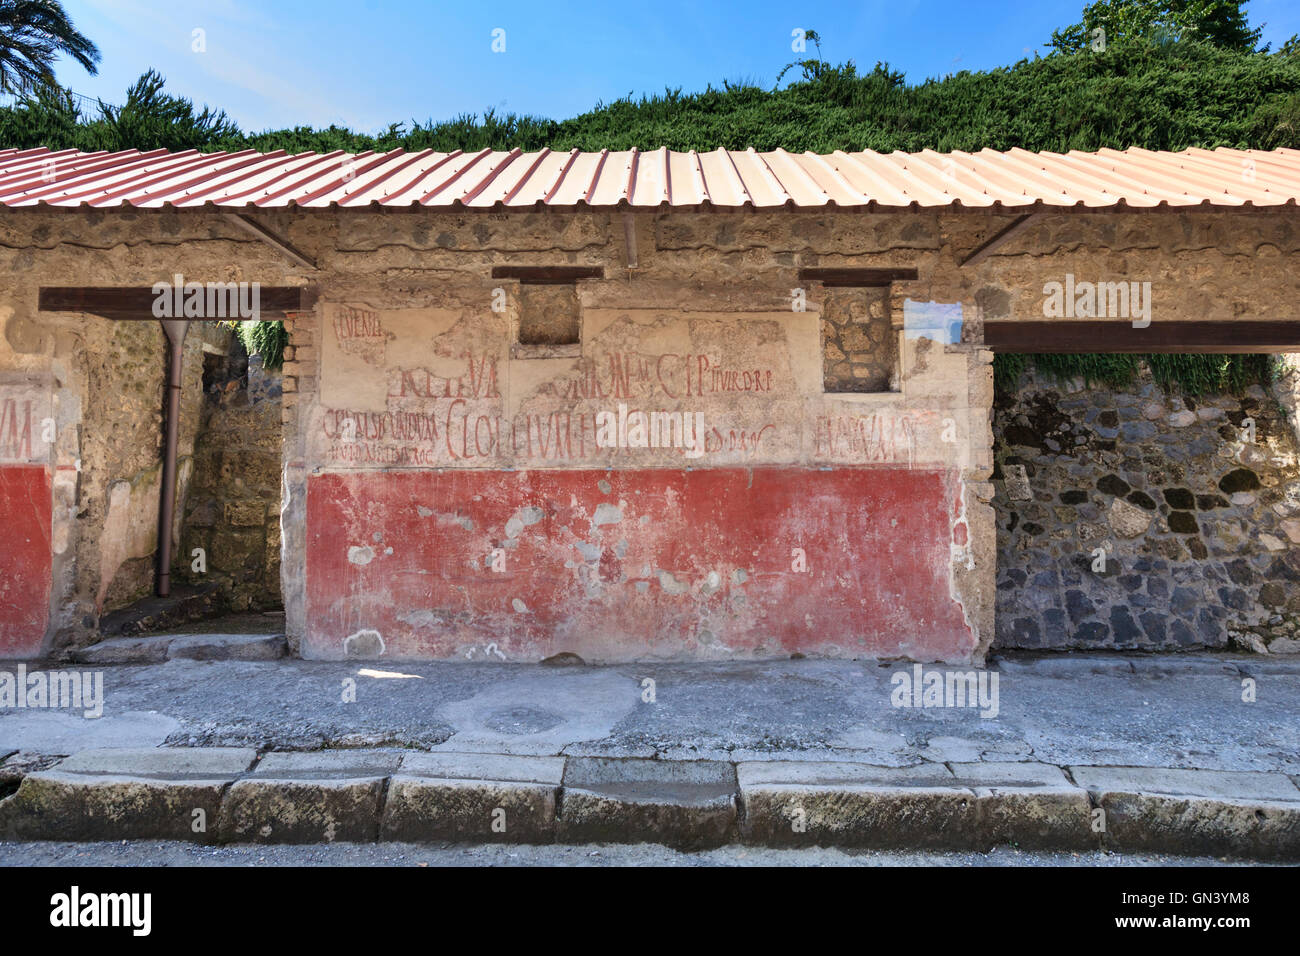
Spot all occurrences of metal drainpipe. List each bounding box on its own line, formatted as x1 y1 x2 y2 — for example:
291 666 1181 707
157 318 190 597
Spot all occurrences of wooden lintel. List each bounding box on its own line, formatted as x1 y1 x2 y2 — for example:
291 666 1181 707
797 267 919 287
224 213 317 270
491 265 604 284
961 214 1039 267
984 320 1300 354
39 285 311 319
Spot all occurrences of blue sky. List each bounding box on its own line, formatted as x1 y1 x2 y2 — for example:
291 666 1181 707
56 0 1300 134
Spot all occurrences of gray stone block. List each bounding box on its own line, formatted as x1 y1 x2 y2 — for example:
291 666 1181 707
166 633 287 661
952 762 1093 850
993 657 1135 677
70 633 287 664
559 758 737 849
0 748 255 842
249 750 403 778
1128 658 1242 677
69 635 173 665
380 752 564 844
1070 766 1300 801
217 751 400 844
1071 766 1300 858
56 747 257 776
738 761 980 849
398 752 564 783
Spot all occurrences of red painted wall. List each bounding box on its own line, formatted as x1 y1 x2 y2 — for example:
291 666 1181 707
305 467 973 661
0 465 52 657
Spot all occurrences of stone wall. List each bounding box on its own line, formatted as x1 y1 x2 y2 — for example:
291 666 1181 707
0 208 301 655
821 286 895 392
176 328 284 611
993 365 1300 653
4 203 1300 661
277 208 997 662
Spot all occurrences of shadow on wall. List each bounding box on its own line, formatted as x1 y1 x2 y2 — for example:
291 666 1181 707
993 359 1300 654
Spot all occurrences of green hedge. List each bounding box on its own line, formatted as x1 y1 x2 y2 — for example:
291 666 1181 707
993 352 1278 395
4 40 1297 155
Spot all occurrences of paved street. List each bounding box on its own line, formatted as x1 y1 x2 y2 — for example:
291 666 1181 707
3 653 1298 772
0 840 1253 867
4 652 1298 860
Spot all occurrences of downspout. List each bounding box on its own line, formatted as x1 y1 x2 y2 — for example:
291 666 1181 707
157 318 190 597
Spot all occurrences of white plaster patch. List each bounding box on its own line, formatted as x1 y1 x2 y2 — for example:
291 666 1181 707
343 628 386 657
347 545 375 565
505 505 545 539
656 569 689 594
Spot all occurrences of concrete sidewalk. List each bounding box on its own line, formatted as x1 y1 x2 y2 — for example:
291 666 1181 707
2 652 1298 857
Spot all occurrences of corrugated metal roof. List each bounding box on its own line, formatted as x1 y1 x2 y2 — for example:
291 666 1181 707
0 145 1297 210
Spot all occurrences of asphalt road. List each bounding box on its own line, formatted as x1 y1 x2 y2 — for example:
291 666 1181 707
0 840 1260 866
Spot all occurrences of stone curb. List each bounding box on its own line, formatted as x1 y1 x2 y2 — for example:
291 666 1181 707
381 753 565 844
218 751 401 844
558 757 737 850
2 750 1298 858
1069 766 1300 861
0 748 257 842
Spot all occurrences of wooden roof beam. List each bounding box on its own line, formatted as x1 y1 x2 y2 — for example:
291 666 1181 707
224 213 317 271
961 214 1041 267
985 319 1300 353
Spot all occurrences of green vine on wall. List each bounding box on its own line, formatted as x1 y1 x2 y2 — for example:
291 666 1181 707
993 353 1278 396
222 319 287 370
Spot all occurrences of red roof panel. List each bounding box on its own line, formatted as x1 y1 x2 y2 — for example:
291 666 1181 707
0 146 1295 210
